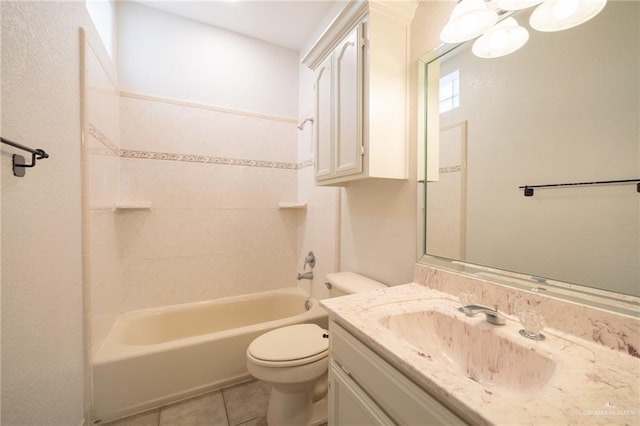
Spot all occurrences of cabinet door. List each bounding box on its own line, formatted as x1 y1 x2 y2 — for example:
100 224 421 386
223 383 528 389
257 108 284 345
333 24 363 177
314 54 333 180
331 322 467 425
329 361 394 426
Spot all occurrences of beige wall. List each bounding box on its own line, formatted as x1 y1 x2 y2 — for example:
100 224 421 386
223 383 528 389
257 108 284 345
1 2 95 424
118 1 300 118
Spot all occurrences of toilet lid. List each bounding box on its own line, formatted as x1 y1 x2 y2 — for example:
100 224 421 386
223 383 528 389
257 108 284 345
248 324 328 363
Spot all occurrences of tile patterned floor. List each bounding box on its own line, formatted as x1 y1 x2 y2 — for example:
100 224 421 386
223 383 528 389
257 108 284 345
102 380 271 426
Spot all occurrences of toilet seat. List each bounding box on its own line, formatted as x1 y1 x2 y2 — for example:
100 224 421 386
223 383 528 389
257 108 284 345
248 324 328 367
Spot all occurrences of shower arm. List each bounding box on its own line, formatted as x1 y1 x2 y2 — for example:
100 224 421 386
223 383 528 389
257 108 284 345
297 117 315 131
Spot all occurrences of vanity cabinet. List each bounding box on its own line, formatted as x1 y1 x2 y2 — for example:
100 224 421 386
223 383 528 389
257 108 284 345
303 1 416 186
328 321 466 425
329 361 394 425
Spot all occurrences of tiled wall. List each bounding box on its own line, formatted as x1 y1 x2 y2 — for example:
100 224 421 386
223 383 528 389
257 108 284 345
117 93 301 311
83 35 122 356
85 87 311 357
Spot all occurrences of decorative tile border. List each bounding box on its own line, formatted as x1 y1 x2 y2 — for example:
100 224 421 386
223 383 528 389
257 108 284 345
88 122 119 156
298 158 314 169
120 149 299 170
439 165 461 174
89 121 314 170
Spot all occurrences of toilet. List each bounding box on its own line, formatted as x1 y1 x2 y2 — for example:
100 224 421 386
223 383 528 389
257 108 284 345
246 272 387 426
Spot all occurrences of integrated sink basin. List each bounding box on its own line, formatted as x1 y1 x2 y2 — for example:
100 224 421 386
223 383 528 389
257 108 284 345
323 284 639 425
378 303 556 398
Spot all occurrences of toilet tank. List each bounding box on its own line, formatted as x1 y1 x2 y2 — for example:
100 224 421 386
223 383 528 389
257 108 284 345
326 272 387 297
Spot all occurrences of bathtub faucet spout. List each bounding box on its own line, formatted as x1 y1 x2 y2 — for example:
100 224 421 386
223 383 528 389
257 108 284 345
297 271 313 280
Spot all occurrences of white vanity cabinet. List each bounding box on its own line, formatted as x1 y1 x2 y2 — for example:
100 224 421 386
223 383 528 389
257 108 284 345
303 1 416 186
328 321 466 426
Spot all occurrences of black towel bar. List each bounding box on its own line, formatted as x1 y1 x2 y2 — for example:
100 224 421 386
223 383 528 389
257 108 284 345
519 179 640 197
1 136 49 177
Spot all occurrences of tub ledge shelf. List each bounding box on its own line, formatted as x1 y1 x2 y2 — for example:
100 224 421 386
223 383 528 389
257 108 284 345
278 202 307 210
113 201 152 211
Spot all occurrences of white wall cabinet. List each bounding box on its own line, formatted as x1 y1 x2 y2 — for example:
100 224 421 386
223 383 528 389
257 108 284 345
328 321 467 425
314 25 363 181
303 1 417 186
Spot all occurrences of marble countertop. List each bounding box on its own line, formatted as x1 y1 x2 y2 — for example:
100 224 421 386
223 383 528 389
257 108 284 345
321 283 639 425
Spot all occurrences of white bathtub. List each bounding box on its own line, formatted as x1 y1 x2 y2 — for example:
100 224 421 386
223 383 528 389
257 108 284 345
93 287 328 422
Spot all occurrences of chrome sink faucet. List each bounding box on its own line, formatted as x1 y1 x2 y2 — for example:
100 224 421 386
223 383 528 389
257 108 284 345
459 304 506 325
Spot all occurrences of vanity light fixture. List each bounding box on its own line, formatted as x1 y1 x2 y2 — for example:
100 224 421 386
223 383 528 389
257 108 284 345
472 17 529 58
441 0 608 59
530 0 608 32
440 0 499 44
495 0 543 11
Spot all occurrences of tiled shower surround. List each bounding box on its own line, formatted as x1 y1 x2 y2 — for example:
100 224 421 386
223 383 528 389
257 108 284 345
86 86 312 353
117 93 302 308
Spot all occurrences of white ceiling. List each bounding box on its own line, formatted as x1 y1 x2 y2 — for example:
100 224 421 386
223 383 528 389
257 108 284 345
134 0 344 51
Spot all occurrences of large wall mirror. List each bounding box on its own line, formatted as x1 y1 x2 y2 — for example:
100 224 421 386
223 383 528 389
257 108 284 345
419 1 639 309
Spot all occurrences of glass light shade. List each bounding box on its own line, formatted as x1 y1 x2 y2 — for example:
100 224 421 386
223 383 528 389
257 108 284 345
530 0 607 32
495 0 544 11
472 17 529 58
440 0 499 44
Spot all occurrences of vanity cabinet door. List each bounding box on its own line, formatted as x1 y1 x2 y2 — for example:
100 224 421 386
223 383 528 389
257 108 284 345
330 321 467 425
328 360 394 426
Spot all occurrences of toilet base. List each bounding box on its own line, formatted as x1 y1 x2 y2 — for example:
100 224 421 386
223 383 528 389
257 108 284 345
308 397 328 426
265 384 327 426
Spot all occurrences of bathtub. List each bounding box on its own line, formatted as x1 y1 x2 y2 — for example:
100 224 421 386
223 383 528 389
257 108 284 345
92 287 328 422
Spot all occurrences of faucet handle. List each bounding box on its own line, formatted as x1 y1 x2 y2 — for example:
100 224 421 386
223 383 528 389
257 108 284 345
303 251 316 270
518 310 545 340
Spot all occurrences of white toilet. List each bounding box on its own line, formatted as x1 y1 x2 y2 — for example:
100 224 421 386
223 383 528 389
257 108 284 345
246 272 387 426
